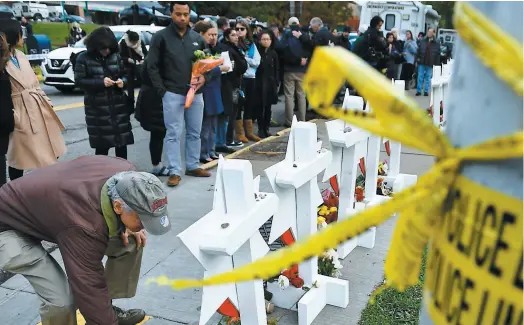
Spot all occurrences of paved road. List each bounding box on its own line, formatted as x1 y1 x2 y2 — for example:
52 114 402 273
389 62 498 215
0 84 434 325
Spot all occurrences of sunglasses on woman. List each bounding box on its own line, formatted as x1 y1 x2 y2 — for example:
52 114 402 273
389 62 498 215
235 27 246 32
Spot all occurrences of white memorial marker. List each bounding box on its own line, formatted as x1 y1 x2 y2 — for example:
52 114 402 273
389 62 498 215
265 117 349 325
178 156 278 325
324 90 372 258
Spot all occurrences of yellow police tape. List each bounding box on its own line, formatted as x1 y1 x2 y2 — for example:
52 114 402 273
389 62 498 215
425 176 523 325
149 1 523 309
454 2 523 96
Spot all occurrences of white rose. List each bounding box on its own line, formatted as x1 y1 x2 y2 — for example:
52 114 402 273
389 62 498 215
278 275 290 290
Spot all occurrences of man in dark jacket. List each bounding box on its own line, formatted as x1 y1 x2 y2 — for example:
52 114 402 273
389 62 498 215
0 155 172 325
147 2 210 187
278 17 311 127
338 26 351 51
416 27 440 96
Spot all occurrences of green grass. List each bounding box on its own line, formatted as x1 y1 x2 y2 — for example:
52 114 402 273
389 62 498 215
358 250 428 325
32 22 102 48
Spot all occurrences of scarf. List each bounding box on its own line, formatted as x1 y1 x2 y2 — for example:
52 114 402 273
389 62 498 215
122 33 144 58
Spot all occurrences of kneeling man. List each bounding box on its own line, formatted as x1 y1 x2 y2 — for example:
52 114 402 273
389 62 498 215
0 155 171 325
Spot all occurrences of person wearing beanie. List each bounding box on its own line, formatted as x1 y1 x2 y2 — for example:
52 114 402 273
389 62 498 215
0 155 172 325
0 19 66 182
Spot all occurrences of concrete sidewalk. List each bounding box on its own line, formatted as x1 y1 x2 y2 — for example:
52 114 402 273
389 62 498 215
0 93 433 325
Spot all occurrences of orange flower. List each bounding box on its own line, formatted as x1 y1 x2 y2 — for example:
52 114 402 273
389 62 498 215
355 186 364 202
227 316 240 325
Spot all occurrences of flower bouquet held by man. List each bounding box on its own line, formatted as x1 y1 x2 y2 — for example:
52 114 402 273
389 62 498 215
185 50 224 109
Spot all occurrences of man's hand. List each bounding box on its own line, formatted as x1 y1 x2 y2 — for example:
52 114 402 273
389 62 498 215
191 75 206 91
292 30 302 39
219 65 231 73
115 79 124 88
300 58 308 66
121 229 147 249
104 77 114 87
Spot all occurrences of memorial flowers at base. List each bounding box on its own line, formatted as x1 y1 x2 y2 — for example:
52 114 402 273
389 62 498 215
317 217 343 278
318 176 339 224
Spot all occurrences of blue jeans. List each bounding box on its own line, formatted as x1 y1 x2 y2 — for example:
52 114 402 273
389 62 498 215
417 64 433 94
162 92 204 176
215 115 228 147
200 115 217 160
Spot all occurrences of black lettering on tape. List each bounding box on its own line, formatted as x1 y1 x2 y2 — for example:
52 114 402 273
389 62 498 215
457 278 474 324
447 188 461 243
513 252 523 290
489 212 515 278
457 192 471 256
444 264 458 322
432 247 443 311
493 299 522 325
475 205 496 267
475 290 489 325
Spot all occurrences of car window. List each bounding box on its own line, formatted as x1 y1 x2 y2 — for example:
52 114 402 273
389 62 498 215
385 14 395 31
0 5 11 12
121 8 132 15
141 32 153 45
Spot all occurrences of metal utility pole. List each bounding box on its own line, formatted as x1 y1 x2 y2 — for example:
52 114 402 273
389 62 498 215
290 1 296 18
418 1 523 324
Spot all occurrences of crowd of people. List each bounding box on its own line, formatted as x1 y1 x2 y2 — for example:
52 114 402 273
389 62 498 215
0 4 442 191
0 3 446 325
352 15 441 95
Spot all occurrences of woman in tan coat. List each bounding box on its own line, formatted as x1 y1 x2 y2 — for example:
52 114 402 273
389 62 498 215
0 19 66 180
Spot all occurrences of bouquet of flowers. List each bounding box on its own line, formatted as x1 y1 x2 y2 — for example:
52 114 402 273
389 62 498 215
185 50 224 109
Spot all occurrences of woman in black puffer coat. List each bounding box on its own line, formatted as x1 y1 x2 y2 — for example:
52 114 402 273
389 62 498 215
0 32 14 186
74 26 133 159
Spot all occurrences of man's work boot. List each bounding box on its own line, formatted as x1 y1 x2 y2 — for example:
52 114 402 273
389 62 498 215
186 168 211 177
244 120 261 142
234 120 249 143
167 175 181 187
114 306 146 325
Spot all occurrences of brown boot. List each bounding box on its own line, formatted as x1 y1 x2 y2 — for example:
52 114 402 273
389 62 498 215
167 175 181 187
234 120 249 143
244 120 261 142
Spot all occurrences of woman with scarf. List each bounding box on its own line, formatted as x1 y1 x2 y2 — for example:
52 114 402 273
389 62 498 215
233 19 261 143
119 30 148 113
0 19 66 182
255 30 279 138
219 28 248 152
193 21 231 163
74 26 133 159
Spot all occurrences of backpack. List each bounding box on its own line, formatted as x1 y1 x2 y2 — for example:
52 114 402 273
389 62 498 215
70 50 86 71
280 32 307 63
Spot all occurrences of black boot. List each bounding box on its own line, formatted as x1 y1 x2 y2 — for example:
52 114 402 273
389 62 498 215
114 306 146 325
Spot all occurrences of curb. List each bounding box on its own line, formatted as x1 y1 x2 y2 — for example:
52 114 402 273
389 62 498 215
201 119 319 171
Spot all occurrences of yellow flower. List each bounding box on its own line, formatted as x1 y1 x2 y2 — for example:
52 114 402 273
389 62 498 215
317 216 326 225
330 207 338 212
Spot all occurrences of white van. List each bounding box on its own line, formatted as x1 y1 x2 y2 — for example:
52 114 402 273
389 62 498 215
12 2 49 21
359 1 440 40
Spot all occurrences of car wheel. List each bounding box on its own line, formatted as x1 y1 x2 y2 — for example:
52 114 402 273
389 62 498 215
55 86 76 93
121 18 129 25
34 13 42 21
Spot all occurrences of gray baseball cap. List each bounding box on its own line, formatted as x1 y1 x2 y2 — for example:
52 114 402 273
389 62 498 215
115 172 171 235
